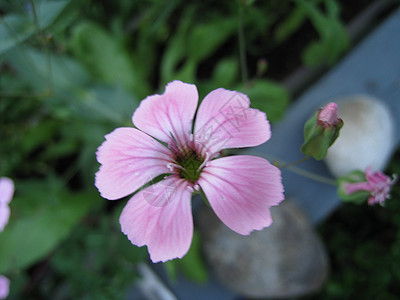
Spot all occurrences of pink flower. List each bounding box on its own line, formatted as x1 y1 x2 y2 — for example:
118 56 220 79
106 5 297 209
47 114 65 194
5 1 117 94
318 102 339 126
0 275 9 299
95 81 284 262
0 177 14 232
345 167 395 206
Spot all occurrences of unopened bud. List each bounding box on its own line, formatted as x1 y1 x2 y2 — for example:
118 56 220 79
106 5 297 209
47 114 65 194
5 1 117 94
301 102 343 160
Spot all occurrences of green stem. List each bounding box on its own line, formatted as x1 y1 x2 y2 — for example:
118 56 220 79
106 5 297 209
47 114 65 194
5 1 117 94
29 0 53 92
285 164 337 186
279 155 311 169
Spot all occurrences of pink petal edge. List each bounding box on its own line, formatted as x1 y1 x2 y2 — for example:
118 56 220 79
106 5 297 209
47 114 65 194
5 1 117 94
95 127 174 200
132 80 199 147
198 155 284 235
194 88 271 156
0 275 9 299
0 177 14 205
0 205 10 232
119 176 194 263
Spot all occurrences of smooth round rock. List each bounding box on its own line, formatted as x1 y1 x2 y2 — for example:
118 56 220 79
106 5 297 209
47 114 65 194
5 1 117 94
198 200 329 298
325 95 395 177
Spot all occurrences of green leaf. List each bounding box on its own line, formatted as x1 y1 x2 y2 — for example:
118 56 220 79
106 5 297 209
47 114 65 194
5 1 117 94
164 260 178 282
160 8 194 84
177 231 208 283
6 46 91 93
302 41 325 66
0 14 36 54
73 85 139 125
188 19 236 62
0 0 70 55
161 12 236 84
0 179 99 273
212 58 238 87
296 0 349 66
274 6 306 43
69 21 149 98
40 139 79 161
35 0 71 29
238 79 290 123
164 231 208 283
20 119 60 155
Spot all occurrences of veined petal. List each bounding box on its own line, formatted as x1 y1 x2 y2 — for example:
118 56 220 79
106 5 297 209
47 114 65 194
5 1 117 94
194 88 271 156
0 177 14 205
0 205 10 232
198 155 284 235
132 81 198 146
95 127 174 200
120 176 193 263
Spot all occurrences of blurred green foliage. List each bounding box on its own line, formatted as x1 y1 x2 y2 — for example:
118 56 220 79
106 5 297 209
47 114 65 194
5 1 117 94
0 0 352 298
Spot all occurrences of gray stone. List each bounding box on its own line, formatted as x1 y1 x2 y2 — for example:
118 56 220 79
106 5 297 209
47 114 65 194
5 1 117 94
198 199 329 298
325 95 395 177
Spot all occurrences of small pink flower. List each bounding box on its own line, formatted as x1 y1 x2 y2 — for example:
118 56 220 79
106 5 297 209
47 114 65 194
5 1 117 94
0 275 10 299
0 177 14 232
95 81 284 262
345 167 395 205
318 102 339 126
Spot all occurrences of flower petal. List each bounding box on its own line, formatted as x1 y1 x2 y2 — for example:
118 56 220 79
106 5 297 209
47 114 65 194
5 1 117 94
0 177 14 205
194 88 271 156
95 127 174 200
0 205 10 232
119 176 193 263
132 80 198 146
0 275 10 299
198 155 284 235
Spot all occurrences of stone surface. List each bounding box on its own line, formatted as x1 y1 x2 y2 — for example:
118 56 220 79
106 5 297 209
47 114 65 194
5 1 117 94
324 95 395 177
198 199 329 298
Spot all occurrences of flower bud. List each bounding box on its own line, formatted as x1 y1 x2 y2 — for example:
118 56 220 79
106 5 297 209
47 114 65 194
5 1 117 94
301 102 343 160
338 167 396 206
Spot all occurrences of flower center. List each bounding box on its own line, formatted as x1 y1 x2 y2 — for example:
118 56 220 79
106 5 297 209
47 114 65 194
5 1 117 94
175 150 205 183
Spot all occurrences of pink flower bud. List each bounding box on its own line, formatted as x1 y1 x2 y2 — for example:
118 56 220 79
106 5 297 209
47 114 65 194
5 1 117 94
318 102 339 126
301 102 343 160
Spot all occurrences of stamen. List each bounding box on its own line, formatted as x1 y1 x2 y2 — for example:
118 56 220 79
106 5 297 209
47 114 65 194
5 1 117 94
193 134 206 156
186 185 194 192
167 163 185 172
193 184 200 191
168 131 186 155
197 152 210 171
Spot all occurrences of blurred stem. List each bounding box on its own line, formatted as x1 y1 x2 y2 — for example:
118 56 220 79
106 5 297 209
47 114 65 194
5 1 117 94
279 156 311 169
29 0 53 92
0 89 52 99
285 164 337 186
238 4 248 84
